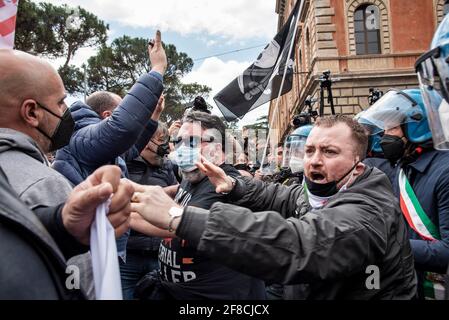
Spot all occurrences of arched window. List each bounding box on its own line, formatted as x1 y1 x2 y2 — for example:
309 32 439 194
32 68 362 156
354 4 381 55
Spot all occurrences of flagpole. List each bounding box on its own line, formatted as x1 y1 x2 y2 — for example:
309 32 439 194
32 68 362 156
261 0 303 169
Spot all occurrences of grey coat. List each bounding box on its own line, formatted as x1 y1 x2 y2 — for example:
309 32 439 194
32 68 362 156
0 128 94 299
177 167 417 299
0 128 73 209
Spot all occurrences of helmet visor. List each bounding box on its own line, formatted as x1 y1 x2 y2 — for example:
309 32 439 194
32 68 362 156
416 46 449 150
282 135 306 172
360 90 420 131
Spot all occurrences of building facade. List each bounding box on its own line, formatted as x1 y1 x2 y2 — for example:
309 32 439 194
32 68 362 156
270 0 448 142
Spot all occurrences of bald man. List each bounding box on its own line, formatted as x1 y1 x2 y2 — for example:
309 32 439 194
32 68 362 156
0 49 74 209
0 50 134 299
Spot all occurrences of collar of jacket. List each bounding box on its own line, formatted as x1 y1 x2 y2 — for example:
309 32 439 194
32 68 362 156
404 148 439 174
0 128 49 165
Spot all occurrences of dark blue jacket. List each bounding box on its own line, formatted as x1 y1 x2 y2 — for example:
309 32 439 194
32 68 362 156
53 72 163 186
366 150 449 273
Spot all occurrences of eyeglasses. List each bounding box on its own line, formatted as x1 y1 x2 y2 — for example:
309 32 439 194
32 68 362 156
170 135 215 148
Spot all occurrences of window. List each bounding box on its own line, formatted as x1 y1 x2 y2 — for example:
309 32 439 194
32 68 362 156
354 4 381 55
306 29 311 65
444 2 449 16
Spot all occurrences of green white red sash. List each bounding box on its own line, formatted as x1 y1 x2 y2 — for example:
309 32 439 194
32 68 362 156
398 169 445 300
398 169 440 241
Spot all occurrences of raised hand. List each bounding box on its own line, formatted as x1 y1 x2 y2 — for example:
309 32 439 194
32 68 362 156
151 94 165 121
149 30 167 75
196 156 235 194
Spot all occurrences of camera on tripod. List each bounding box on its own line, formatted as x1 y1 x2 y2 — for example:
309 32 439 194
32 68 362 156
292 96 318 129
304 96 319 118
186 96 211 114
319 70 331 82
292 113 311 128
368 88 383 106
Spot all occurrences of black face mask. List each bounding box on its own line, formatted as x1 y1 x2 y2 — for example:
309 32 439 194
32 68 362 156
304 161 359 198
149 140 170 158
36 102 75 152
234 163 250 171
380 135 405 164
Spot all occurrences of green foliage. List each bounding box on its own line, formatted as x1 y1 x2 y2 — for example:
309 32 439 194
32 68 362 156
15 0 211 124
15 0 108 66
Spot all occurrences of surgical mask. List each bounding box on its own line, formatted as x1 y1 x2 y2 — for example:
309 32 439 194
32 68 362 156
182 169 206 184
304 161 360 198
289 157 304 173
36 102 74 152
380 135 405 164
173 145 200 172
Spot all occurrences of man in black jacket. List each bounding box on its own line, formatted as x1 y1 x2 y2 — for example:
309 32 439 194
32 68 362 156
129 112 266 300
131 115 417 299
0 165 133 299
122 121 178 299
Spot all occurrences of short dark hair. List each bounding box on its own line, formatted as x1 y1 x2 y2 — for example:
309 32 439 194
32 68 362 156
86 91 121 116
315 115 368 160
182 111 226 151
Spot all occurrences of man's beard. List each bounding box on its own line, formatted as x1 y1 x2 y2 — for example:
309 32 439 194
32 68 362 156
181 168 206 184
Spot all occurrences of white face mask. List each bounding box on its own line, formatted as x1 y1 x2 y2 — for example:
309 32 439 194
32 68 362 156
306 189 331 209
181 169 206 184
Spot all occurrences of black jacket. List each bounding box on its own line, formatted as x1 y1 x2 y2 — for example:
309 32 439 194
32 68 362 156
126 157 178 251
0 168 87 299
177 167 417 299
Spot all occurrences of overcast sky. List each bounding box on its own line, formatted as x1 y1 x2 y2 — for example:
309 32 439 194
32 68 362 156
35 0 279 126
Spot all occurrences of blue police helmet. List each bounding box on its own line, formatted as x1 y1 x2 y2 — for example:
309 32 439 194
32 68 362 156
360 89 436 144
402 89 434 143
356 112 383 154
290 124 313 138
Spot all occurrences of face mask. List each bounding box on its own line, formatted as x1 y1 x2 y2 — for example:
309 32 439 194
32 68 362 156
148 140 170 158
182 169 206 184
304 161 359 198
36 102 75 152
380 135 405 164
289 157 304 173
234 163 250 171
174 145 200 172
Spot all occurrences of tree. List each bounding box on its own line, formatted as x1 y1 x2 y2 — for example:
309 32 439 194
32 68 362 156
15 1 108 96
15 0 108 67
58 64 85 94
83 36 212 123
14 1 210 123
15 0 64 58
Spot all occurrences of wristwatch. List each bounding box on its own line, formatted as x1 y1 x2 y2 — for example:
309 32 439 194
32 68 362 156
167 206 183 232
220 176 236 195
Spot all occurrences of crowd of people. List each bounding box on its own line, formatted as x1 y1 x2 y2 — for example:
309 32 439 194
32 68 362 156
1 15 449 300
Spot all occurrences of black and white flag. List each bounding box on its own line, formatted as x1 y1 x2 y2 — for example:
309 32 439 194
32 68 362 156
214 0 301 121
